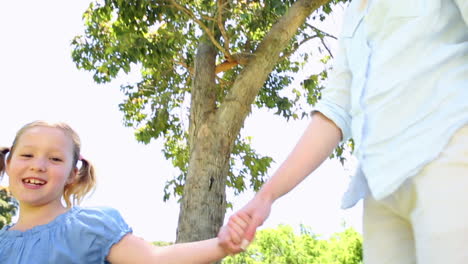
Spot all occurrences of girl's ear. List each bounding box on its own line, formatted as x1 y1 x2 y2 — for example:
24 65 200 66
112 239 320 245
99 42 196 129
5 157 11 175
67 167 78 185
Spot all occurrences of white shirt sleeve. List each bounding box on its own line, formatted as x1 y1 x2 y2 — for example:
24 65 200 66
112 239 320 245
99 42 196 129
312 34 352 141
454 0 468 25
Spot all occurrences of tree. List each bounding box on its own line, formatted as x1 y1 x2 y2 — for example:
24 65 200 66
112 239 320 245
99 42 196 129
0 188 18 229
72 0 351 245
222 224 362 264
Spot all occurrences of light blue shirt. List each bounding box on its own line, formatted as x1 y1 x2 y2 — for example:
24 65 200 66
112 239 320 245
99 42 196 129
313 0 468 209
0 206 132 264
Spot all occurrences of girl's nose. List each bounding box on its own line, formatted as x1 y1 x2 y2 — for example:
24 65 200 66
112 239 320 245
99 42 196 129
30 157 47 172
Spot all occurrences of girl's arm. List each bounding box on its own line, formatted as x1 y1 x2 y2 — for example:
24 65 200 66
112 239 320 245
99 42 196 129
107 234 226 264
107 212 250 264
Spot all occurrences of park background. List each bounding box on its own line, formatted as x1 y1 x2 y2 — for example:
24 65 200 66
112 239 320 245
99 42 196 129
0 0 362 243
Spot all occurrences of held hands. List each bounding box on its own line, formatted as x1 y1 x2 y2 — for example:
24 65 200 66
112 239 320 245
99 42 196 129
217 211 251 255
218 195 273 255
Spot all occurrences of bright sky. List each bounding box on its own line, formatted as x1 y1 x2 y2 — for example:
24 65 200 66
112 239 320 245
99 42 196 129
0 1 361 242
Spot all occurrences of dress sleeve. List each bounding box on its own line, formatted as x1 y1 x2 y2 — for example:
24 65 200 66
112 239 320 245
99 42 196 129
312 35 352 141
69 206 133 263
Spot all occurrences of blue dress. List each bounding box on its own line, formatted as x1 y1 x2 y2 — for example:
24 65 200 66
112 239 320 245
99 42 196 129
0 206 132 264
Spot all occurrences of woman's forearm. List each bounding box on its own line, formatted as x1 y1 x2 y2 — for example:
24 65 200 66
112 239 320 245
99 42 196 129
256 112 342 203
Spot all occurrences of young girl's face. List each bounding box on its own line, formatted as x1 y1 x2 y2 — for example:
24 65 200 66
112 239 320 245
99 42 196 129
6 126 77 208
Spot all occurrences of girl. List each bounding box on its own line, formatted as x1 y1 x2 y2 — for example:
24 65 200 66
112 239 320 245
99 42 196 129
219 0 468 262
0 120 249 263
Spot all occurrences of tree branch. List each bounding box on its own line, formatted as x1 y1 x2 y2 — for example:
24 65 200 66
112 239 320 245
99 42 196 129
320 37 334 58
278 35 321 61
306 23 336 58
175 59 194 76
167 0 228 55
278 23 337 61
217 0 231 59
215 52 253 74
305 22 337 40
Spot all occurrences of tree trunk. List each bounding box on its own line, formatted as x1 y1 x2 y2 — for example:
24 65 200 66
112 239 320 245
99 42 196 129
176 117 234 241
177 40 233 246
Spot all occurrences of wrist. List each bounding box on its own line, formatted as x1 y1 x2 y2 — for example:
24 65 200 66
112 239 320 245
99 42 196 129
215 237 230 257
256 186 276 204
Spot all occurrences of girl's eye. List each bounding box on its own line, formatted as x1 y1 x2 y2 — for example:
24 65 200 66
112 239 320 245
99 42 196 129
51 157 63 162
20 154 33 158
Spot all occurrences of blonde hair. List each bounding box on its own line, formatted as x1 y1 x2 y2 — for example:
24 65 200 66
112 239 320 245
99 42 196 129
0 121 96 208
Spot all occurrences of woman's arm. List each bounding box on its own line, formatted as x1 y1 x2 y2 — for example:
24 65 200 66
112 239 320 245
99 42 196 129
257 112 342 203
219 112 342 251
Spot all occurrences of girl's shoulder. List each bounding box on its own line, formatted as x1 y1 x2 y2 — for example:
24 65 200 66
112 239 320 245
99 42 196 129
0 206 132 263
66 206 133 245
0 206 126 234
73 205 127 223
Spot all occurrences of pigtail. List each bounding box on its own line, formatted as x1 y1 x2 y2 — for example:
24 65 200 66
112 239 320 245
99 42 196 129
63 156 96 208
0 147 10 181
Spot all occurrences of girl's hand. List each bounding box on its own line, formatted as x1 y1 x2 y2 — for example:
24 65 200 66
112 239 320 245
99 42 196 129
218 195 273 254
217 211 252 255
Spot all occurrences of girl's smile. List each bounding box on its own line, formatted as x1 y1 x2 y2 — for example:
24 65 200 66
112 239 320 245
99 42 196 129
22 177 47 189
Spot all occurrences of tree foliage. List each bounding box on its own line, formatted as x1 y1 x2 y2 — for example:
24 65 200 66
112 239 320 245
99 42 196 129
0 188 18 229
72 0 350 202
223 225 362 264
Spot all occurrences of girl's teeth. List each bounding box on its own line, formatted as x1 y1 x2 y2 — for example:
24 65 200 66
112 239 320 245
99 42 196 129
24 179 45 185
